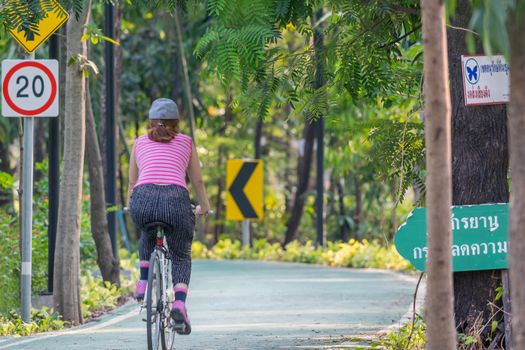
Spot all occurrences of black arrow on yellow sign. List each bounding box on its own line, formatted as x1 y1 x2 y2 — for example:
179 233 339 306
228 162 258 218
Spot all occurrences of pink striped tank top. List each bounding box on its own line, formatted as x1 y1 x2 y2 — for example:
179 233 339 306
134 133 193 190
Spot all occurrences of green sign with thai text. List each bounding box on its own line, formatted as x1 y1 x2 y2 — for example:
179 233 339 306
394 203 508 272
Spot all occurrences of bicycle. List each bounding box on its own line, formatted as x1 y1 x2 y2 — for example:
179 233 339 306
141 220 179 350
137 206 210 350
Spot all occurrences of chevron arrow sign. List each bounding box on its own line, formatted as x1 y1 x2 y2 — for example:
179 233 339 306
226 160 263 221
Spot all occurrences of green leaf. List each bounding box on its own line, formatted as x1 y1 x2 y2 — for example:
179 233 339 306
495 286 503 301
491 320 498 334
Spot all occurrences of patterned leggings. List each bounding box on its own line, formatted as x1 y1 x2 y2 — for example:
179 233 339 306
129 184 194 285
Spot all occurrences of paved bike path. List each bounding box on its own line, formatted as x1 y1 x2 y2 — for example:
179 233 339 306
0 260 418 350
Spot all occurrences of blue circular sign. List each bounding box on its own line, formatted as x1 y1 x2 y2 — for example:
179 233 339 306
465 58 480 85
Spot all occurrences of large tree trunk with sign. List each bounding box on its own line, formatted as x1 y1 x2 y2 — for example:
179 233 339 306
447 1 509 344
86 86 120 286
421 1 456 349
53 4 90 325
508 4 525 349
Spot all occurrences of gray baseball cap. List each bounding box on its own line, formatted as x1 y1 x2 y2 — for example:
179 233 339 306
148 98 180 120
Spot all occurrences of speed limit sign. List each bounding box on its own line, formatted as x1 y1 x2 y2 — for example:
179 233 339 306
2 59 59 117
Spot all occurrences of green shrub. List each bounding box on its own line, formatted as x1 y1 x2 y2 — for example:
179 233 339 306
81 248 139 319
0 213 20 315
0 308 65 336
379 315 426 349
81 272 122 319
192 238 413 271
118 248 140 296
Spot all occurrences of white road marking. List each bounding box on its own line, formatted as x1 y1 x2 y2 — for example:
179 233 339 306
0 307 139 349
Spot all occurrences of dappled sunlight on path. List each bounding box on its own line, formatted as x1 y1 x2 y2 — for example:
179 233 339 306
1 260 417 349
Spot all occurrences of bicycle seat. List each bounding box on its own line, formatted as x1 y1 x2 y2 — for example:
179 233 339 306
144 221 172 235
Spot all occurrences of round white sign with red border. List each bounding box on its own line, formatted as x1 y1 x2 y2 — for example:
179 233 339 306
2 59 59 117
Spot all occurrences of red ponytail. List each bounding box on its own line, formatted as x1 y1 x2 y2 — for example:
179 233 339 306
147 119 180 143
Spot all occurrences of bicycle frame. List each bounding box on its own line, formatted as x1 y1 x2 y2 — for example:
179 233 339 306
143 228 174 312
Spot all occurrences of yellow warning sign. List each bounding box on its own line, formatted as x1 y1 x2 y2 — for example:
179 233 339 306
226 160 263 221
9 0 69 54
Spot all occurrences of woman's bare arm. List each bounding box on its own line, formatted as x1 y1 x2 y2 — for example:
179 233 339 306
187 142 211 213
127 142 138 206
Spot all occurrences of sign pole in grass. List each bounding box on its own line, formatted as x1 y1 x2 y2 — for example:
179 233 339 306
21 53 35 323
2 55 61 323
242 220 250 247
2 1 68 323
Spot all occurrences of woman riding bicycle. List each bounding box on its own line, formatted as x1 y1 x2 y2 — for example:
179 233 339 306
127 98 210 335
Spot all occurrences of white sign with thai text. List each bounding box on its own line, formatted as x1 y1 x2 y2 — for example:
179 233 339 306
461 55 510 106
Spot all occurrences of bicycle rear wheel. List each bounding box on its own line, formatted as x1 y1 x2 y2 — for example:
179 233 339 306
146 250 162 350
163 260 176 350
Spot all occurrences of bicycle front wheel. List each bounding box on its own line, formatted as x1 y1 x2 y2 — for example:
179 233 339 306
146 250 162 350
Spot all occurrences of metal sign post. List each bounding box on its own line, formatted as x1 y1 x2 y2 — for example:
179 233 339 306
242 220 250 247
4 1 67 325
21 53 35 322
2 58 61 323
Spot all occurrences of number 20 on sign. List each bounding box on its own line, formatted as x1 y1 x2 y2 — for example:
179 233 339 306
2 59 59 117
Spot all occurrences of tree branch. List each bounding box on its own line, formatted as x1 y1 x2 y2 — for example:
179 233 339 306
379 25 422 49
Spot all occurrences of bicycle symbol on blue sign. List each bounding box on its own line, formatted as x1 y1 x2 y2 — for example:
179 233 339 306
465 58 480 85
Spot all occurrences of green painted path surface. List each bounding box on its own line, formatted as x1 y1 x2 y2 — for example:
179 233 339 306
0 260 417 350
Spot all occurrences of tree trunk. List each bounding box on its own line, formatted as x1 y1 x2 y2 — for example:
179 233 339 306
114 3 123 126
254 116 263 159
53 4 90 325
284 9 325 246
114 2 128 220
313 8 326 248
100 58 107 181
169 15 183 109
86 86 120 286
421 1 456 349
283 121 315 245
353 175 362 238
213 95 233 243
33 118 47 183
448 1 509 341
213 151 224 244
284 106 293 215
390 180 398 236
336 179 349 242
508 3 525 349
174 5 196 140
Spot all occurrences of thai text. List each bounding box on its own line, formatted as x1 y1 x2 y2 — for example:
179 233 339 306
480 59 510 76
413 241 507 260
467 86 491 100
451 214 499 232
